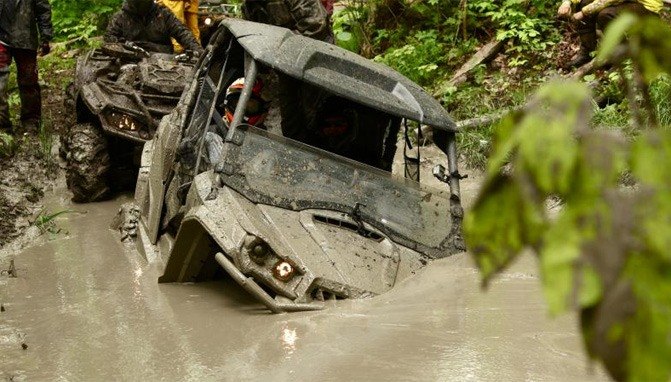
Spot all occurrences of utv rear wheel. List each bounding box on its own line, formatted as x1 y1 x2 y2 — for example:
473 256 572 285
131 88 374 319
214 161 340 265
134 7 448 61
65 123 111 203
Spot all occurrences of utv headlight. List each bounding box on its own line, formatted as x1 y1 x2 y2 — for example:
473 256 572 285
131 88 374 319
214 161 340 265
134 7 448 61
204 17 213 26
273 261 294 282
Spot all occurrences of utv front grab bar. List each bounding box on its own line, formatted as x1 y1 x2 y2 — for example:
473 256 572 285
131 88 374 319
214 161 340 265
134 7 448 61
214 252 324 313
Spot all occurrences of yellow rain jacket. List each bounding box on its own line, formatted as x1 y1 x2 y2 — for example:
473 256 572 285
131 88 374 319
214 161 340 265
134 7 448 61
157 0 201 52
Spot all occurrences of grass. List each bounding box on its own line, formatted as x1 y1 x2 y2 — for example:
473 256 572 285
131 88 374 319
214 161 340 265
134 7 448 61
439 69 540 169
32 209 74 234
650 75 671 128
0 131 17 157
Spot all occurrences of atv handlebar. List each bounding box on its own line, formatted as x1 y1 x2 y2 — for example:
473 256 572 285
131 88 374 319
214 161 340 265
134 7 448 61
123 41 151 58
101 42 199 63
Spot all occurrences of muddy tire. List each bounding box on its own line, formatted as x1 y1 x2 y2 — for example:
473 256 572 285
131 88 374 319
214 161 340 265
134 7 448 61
65 123 111 203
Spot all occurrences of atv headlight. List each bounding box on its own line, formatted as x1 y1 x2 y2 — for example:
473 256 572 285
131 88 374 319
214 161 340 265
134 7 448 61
118 114 139 131
204 17 213 26
106 112 149 139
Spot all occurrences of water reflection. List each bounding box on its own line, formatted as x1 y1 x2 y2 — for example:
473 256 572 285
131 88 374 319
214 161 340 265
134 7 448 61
281 325 298 359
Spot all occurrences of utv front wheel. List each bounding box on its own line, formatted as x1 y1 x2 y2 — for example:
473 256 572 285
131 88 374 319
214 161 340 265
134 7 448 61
65 122 111 203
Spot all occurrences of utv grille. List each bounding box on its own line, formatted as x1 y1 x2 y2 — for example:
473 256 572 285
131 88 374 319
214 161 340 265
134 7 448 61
313 215 384 242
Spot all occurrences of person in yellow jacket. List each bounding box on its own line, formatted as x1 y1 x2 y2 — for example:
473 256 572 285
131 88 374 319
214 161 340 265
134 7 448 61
156 0 201 52
558 0 662 67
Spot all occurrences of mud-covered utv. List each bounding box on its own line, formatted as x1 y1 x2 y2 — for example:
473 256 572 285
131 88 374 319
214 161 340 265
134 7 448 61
62 42 198 202
134 19 465 313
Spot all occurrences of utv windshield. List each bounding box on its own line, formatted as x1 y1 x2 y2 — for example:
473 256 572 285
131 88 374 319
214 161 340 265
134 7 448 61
217 127 455 256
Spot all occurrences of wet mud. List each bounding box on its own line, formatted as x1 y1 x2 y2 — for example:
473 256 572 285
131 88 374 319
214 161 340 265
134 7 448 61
0 143 56 248
0 59 73 248
0 175 609 381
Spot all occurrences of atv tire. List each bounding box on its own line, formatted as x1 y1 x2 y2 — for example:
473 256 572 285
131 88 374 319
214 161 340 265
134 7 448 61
65 122 111 203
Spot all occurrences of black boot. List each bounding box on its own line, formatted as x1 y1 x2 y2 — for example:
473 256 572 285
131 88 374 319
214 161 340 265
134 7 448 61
568 49 592 68
568 31 597 68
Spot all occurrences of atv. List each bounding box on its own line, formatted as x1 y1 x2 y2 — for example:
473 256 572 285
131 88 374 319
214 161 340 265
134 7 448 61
62 42 198 202
134 19 465 313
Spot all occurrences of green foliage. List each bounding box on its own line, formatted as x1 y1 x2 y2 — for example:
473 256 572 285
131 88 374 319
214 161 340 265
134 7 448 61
649 75 671 127
0 132 17 158
51 0 122 41
469 0 558 66
36 119 54 166
464 15 671 381
374 30 445 85
333 6 365 53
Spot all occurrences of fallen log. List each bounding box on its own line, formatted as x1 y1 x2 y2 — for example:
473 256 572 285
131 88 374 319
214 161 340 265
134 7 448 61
433 38 505 97
455 109 515 130
449 39 504 84
571 58 597 78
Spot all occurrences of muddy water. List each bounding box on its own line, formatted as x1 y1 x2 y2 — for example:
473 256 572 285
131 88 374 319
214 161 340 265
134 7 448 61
0 184 609 381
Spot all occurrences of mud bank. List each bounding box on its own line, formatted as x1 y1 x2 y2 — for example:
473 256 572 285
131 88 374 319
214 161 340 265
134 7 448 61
0 141 59 248
0 179 609 381
0 55 73 248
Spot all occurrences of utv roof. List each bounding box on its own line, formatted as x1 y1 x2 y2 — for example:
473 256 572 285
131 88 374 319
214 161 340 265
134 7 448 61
221 19 457 132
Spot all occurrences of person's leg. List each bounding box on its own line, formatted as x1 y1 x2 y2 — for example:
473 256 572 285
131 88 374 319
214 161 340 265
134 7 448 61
12 48 41 130
569 0 598 67
0 44 12 132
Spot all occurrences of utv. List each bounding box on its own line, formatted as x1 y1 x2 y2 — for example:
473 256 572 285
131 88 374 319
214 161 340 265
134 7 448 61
62 42 198 202
134 19 464 313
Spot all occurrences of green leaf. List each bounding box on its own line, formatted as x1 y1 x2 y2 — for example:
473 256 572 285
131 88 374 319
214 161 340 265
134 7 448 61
538 211 582 315
578 265 602 307
516 81 590 195
596 13 638 64
464 175 529 282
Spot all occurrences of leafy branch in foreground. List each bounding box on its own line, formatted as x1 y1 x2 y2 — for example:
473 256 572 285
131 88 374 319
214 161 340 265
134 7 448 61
464 15 671 382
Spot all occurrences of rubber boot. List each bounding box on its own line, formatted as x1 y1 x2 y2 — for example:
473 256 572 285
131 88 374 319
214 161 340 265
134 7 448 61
568 31 597 68
0 66 10 133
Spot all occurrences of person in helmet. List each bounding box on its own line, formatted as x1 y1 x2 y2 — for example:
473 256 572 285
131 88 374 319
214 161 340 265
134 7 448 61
104 0 203 54
221 78 269 128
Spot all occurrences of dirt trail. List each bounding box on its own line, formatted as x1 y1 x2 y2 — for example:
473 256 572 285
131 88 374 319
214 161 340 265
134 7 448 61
0 174 609 381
